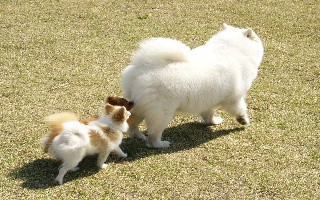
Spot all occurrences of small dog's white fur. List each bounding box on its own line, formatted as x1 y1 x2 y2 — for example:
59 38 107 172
121 23 264 148
42 104 130 184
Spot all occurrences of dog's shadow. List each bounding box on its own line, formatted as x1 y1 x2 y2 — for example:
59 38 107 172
10 122 243 189
9 155 101 189
122 122 244 160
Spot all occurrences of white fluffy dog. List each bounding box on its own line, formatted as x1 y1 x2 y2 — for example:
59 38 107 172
121 23 264 148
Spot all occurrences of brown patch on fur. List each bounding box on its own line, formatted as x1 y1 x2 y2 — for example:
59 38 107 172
89 130 108 151
81 115 99 125
99 125 110 133
44 126 62 153
112 107 126 123
127 114 136 125
98 125 121 143
106 96 134 111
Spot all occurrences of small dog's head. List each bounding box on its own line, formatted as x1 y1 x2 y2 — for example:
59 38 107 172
105 103 131 124
106 97 134 111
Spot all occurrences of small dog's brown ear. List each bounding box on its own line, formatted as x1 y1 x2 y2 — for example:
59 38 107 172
106 96 117 104
105 103 115 115
113 107 125 122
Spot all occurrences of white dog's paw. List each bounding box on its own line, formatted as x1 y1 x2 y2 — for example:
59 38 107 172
212 116 223 125
98 164 108 169
55 177 63 185
128 129 147 141
70 167 80 172
200 115 223 125
147 140 171 148
122 153 128 158
135 132 147 141
237 116 250 125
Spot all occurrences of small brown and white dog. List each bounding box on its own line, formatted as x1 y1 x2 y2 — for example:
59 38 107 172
42 102 131 184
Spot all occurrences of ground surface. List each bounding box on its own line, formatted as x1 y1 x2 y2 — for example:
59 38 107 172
0 0 319 199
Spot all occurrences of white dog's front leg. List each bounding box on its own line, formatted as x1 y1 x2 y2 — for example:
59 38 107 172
147 134 171 148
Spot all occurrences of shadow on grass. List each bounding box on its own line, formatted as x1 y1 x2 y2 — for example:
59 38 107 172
9 156 100 189
10 122 243 189
121 122 244 160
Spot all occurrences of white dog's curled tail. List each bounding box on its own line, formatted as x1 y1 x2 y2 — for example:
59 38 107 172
131 37 190 68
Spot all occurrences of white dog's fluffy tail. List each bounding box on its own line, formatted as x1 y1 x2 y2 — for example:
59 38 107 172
131 37 190 68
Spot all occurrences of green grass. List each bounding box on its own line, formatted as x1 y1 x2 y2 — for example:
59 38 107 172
1 0 319 199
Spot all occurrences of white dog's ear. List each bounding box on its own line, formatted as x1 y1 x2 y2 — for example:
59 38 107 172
223 23 232 30
243 28 254 39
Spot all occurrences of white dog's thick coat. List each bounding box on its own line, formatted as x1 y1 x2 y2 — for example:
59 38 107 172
121 24 264 148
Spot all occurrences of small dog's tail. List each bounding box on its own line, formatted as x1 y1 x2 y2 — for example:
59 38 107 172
131 37 190 68
42 112 80 152
44 112 80 130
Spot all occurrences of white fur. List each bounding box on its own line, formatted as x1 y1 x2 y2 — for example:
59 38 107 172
121 24 264 148
46 109 130 184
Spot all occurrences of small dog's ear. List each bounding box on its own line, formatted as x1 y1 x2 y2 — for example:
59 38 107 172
113 107 126 122
106 96 117 104
105 103 114 115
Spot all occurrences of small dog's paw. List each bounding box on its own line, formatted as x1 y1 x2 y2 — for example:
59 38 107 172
123 153 128 158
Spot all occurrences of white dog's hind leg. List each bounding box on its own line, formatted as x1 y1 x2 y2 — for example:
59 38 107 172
200 109 223 125
127 116 147 141
145 110 174 148
223 98 250 125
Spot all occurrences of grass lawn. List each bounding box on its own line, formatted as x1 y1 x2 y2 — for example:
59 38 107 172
0 0 319 199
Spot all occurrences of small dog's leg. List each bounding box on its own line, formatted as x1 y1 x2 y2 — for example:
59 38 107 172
97 149 111 169
55 166 69 185
200 109 223 125
55 159 81 185
113 146 128 158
